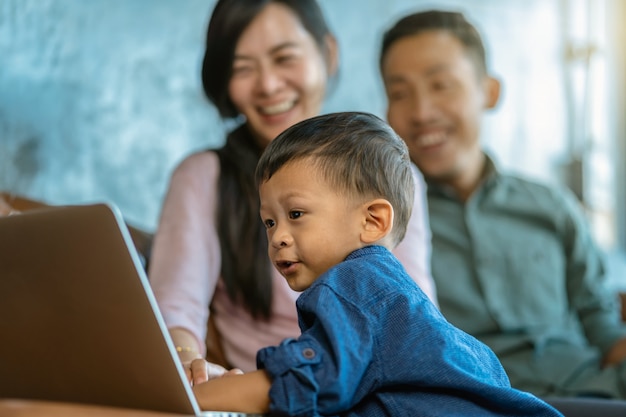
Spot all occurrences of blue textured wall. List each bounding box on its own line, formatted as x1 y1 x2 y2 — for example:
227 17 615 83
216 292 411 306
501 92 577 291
1 0 566 231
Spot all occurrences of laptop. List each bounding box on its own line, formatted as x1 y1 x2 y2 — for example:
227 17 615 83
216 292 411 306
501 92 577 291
0 203 264 416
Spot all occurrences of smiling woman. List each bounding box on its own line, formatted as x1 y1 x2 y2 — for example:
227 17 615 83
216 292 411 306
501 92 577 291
225 4 333 148
146 0 435 382
1 1 624 251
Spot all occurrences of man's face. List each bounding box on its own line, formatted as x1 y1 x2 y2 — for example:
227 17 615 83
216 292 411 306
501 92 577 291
382 30 496 183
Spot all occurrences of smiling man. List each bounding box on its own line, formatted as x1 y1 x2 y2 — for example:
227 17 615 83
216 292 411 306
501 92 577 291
380 9 626 399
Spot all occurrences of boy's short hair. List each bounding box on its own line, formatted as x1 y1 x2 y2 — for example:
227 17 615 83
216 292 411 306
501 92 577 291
255 111 414 247
380 10 488 77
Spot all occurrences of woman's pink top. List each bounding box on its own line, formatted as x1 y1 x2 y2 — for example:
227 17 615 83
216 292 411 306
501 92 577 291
149 151 436 372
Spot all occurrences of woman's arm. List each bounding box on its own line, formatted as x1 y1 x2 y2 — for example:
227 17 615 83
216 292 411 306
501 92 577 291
149 152 223 359
170 327 241 385
169 327 203 362
392 164 437 306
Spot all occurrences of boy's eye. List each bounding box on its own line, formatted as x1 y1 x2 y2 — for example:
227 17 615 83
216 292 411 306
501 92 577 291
431 78 455 92
288 210 303 220
264 219 275 229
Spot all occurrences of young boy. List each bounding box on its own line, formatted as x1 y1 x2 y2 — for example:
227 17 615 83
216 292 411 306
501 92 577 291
191 112 561 416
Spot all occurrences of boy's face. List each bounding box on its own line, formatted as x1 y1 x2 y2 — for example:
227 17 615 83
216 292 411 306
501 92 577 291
259 158 365 291
381 30 496 183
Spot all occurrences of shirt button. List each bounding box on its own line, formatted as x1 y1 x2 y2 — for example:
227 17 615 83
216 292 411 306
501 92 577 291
302 348 316 359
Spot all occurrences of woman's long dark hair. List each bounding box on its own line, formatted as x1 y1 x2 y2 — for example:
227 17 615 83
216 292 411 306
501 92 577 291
215 126 270 318
202 0 333 318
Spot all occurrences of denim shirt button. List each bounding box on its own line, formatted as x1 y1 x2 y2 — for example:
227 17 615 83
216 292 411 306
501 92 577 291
302 348 316 359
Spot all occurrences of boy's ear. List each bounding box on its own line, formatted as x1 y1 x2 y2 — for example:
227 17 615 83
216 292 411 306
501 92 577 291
360 199 394 244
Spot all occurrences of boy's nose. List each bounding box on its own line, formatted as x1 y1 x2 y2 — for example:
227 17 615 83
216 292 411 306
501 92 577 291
271 227 293 249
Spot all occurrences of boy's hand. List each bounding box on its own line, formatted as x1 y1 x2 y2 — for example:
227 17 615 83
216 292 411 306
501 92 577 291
185 358 243 386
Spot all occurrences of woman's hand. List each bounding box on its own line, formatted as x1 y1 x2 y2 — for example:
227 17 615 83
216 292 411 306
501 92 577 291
169 328 242 385
184 358 243 386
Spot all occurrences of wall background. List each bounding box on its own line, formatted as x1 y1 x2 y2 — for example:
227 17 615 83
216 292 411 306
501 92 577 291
1 0 570 232
4 0 625 285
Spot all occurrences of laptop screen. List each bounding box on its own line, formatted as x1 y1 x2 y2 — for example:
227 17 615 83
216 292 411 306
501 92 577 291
0 203 263 416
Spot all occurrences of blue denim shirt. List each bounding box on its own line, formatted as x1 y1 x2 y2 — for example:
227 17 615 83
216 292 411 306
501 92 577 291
257 246 561 416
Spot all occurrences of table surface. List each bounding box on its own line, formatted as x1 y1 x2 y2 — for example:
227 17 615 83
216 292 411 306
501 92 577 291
0 399 194 417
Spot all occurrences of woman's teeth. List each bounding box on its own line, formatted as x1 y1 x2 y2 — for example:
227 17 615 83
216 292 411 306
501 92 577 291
261 100 295 115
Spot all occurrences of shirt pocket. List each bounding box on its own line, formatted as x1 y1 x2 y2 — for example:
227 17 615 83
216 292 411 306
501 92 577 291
498 233 567 329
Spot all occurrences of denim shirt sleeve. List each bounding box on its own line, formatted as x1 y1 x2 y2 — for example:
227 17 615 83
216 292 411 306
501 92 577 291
256 283 374 417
